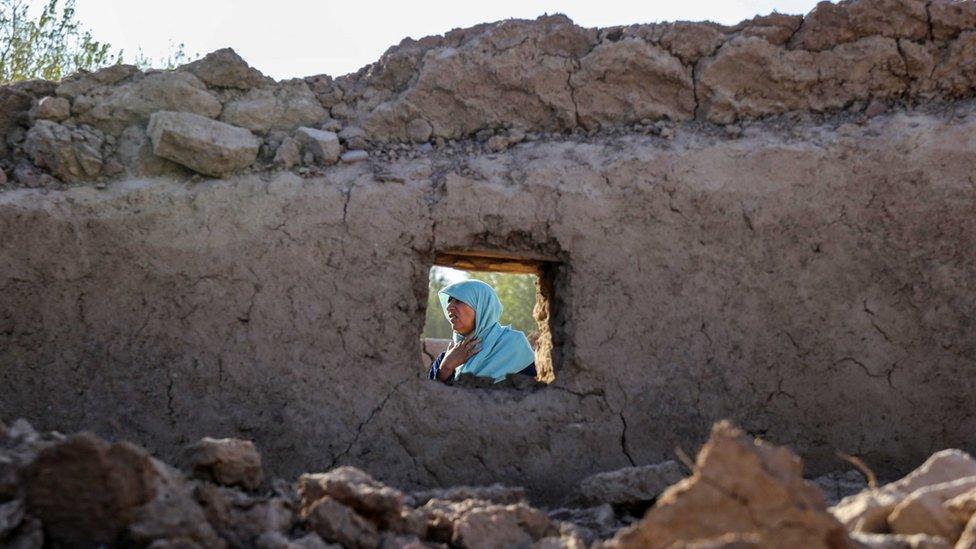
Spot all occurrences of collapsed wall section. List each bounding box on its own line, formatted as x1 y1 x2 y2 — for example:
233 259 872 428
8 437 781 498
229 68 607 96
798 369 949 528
2 0 976 187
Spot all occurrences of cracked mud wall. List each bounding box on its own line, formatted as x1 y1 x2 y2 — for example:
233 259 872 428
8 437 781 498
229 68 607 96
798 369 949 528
2 110 975 503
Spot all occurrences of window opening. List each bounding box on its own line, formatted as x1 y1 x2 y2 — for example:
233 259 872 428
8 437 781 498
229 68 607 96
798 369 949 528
421 252 556 383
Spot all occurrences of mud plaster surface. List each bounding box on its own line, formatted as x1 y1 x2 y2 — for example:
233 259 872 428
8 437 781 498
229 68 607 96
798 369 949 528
1 111 975 504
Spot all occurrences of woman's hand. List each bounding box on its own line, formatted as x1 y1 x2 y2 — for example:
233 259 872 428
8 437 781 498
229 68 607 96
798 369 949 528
437 337 482 381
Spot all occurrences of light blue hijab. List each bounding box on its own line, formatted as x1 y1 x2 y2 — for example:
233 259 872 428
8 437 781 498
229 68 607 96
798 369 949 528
438 279 535 383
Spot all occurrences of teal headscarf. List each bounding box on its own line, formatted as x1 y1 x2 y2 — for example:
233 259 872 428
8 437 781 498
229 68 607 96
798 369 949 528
438 279 535 383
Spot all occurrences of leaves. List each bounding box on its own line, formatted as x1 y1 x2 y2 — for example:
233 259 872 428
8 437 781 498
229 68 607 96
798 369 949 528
0 0 118 84
0 0 197 84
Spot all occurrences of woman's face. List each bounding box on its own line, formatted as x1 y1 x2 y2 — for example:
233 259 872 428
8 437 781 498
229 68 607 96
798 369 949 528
446 296 476 336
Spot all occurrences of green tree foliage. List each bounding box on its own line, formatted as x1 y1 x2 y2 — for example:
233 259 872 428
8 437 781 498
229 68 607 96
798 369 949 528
422 267 538 340
0 0 117 83
0 0 196 84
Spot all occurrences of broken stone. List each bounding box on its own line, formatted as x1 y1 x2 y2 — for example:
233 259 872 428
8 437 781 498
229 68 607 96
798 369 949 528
295 127 341 165
887 476 976 540
220 79 328 133
571 38 695 129
577 460 684 507
181 437 264 490
321 118 343 133
0 499 25 539
32 96 70 122
698 35 907 123
486 134 509 152
23 120 103 181
0 85 33 158
193 482 292 547
127 475 226 549
605 421 849 548
75 71 222 136
23 432 163 546
410 484 526 506
789 0 929 51
182 47 267 89
362 15 593 140
958 513 976 549
548 503 619 540
274 136 301 168
338 126 368 150
454 502 557 548
11 160 56 188
341 150 369 164
832 450 976 533
55 64 140 99
303 496 380 549
929 0 976 41
943 488 976 528
850 532 952 549
406 118 432 143
304 74 343 108
299 466 405 529
115 124 189 177
147 111 261 178
865 99 888 118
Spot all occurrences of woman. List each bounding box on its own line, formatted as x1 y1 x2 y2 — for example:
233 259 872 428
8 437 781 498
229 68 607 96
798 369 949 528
428 279 537 383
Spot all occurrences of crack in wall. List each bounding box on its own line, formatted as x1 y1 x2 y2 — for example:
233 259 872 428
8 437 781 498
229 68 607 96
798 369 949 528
619 411 637 467
329 374 413 468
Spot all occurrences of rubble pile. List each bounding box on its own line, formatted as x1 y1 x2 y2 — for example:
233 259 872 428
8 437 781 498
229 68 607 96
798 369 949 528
4 417 976 548
1 0 976 187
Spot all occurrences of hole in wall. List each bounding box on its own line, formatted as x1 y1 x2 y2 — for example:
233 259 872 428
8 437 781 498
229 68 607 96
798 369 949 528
421 250 558 384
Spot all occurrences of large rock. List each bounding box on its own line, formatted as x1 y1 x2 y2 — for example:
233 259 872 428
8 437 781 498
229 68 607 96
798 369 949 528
193 482 292 547
295 127 341 165
115 124 190 177
55 64 140 100
23 120 103 181
570 39 695 128
789 0 929 51
74 71 222 136
362 15 595 140
181 437 264 490
887 477 976 540
576 460 684 506
698 35 907 123
127 475 226 548
605 421 851 548
303 496 380 549
22 432 164 546
32 96 70 122
831 450 976 534
147 111 261 177
299 466 406 529
0 85 38 158
417 498 557 548
220 80 328 133
182 47 267 89
929 0 976 41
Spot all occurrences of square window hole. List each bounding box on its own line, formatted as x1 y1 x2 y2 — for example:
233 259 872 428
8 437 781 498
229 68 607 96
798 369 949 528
421 251 557 383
